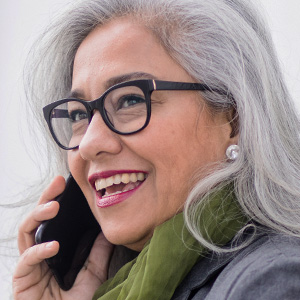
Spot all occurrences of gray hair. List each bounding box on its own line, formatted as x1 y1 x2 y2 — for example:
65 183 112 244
25 0 300 251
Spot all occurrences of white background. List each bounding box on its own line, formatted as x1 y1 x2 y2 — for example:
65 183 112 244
1 0 300 298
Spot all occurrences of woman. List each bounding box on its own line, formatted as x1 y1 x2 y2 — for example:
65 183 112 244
13 0 300 299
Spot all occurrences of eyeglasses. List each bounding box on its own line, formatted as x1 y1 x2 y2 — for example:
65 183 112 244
43 79 213 150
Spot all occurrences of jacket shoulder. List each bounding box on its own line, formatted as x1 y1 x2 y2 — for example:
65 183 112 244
204 234 300 299
173 234 300 300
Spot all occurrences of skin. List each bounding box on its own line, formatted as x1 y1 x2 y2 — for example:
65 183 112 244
13 18 237 299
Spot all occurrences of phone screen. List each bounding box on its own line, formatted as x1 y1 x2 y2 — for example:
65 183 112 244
35 175 101 290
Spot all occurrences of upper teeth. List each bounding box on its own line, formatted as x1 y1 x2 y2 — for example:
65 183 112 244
95 172 146 191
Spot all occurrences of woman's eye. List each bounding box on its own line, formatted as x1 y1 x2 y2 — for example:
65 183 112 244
117 94 146 110
69 110 88 122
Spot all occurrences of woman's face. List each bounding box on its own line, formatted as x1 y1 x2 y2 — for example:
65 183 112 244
68 18 235 251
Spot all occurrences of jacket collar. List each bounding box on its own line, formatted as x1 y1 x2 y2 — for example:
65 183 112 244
172 250 236 300
172 229 266 300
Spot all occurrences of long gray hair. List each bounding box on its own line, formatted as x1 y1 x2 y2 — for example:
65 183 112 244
25 0 300 251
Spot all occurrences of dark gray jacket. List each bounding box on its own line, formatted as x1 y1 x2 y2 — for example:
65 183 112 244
172 234 300 299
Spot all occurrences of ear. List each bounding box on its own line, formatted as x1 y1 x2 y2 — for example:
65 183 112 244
226 107 239 145
221 108 239 152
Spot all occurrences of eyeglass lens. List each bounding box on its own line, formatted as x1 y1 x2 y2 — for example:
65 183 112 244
50 85 148 149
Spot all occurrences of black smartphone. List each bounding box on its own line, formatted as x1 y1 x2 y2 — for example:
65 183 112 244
35 174 101 290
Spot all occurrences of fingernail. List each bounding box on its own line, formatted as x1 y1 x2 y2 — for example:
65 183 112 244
46 241 54 248
44 201 53 208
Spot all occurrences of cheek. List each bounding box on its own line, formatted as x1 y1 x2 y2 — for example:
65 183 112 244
133 124 200 199
67 151 92 198
139 116 227 192
68 151 82 178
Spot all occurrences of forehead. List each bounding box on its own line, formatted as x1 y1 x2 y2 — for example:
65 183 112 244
72 18 195 97
76 19 153 58
73 18 162 74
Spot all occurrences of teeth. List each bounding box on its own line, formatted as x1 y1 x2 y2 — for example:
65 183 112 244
129 173 137 182
106 176 114 187
121 173 130 184
95 172 146 192
123 184 136 193
97 179 106 191
114 174 121 184
102 184 137 198
137 173 144 181
102 190 122 198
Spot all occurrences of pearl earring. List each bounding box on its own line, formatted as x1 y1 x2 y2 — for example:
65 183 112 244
226 145 240 161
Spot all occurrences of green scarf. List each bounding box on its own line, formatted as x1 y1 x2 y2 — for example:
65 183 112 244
93 185 247 300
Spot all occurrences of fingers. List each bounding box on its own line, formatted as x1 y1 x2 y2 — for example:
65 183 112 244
18 201 60 254
13 241 59 296
18 176 66 254
86 233 114 282
15 241 59 278
37 176 66 205
13 177 65 299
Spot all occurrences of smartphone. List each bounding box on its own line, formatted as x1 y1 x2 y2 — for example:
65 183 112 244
35 174 101 290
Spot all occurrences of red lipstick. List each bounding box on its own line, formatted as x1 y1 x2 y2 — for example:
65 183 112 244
88 170 147 208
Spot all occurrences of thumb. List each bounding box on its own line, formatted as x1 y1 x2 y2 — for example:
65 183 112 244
87 232 114 282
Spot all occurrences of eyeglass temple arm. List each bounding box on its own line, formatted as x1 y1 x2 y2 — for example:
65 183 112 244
153 80 234 99
152 80 211 92
51 108 69 118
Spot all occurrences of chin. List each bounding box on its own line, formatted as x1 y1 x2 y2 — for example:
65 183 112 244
102 225 152 252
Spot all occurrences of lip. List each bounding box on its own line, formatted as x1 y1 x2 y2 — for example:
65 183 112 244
88 170 148 208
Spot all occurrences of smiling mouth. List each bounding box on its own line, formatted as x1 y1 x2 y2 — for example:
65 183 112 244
95 172 146 198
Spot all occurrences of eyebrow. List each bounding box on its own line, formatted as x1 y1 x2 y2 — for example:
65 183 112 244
68 71 158 99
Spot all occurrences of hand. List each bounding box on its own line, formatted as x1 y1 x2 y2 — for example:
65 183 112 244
13 176 114 300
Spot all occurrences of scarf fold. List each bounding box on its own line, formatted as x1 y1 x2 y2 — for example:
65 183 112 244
93 185 247 300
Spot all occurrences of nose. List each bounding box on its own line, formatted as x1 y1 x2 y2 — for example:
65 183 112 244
78 111 122 160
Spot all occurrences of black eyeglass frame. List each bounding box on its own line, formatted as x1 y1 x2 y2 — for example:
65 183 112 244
43 79 213 150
